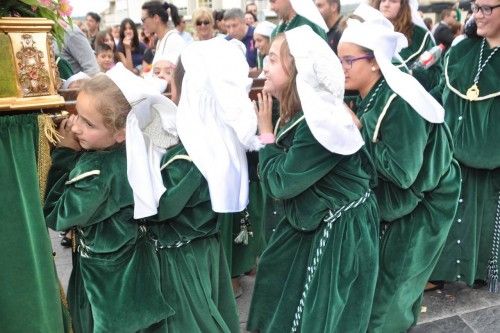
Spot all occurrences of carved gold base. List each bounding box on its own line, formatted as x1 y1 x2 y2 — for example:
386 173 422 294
0 17 63 112
0 95 64 111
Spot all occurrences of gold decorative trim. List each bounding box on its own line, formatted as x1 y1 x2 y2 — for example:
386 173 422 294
16 33 51 97
0 17 65 112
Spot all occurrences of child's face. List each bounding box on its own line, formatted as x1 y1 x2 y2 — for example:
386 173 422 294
124 23 134 39
153 60 174 81
254 33 270 55
263 37 289 99
97 50 114 72
72 91 125 150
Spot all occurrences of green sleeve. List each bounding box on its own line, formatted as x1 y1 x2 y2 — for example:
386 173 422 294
410 30 443 91
259 121 342 200
45 148 79 197
44 162 112 231
156 160 203 221
366 98 428 189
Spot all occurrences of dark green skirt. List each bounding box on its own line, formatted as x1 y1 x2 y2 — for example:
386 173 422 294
248 194 379 332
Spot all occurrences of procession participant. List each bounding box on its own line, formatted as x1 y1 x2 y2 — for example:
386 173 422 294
431 0 500 293
338 8 460 331
44 64 171 332
147 38 261 330
271 0 328 39
247 25 379 332
372 0 443 90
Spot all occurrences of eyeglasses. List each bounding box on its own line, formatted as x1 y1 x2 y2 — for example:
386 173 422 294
471 3 500 16
339 55 375 69
196 20 211 26
141 16 150 23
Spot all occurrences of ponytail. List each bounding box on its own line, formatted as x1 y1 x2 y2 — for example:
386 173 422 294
142 1 180 25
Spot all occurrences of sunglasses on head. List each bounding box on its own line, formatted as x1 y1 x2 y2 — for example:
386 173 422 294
196 20 210 26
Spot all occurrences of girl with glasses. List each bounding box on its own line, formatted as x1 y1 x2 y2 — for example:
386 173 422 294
338 5 460 332
430 0 500 294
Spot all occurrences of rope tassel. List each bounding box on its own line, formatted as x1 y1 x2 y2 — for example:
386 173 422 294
487 192 500 293
234 210 253 245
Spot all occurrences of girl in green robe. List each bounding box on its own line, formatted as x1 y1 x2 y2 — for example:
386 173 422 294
143 37 263 332
430 6 500 292
248 25 380 333
44 73 170 333
372 0 442 90
338 10 461 332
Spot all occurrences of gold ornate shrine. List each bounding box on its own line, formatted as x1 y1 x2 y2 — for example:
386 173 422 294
0 17 64 112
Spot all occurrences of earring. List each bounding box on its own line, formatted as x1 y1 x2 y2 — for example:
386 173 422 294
371 66 377 71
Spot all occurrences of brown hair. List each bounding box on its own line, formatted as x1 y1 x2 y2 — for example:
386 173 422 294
80 75 131 133
372 0 413 44
274 34 301 124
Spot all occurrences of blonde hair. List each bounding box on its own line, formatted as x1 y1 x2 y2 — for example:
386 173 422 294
192 7 214 25
80 75 131 133
274 34 301 124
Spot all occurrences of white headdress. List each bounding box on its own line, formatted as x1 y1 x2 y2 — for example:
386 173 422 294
409 0 432 34
254 21 277 38
176 38 261 213
285 25 365 155
340 5 444 123
290 0 328 33
106 62 179 219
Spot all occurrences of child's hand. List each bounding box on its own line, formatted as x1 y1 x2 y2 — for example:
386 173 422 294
254 92 273 135
57 115 82 151
344 103 362 129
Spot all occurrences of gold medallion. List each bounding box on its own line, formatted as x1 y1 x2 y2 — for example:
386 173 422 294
466 84 480 101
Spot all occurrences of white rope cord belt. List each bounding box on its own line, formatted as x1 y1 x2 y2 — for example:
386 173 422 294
291 190 372 332
487 192 500 293
150 237 192 250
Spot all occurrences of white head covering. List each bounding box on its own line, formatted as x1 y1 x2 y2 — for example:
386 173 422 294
176 38 261 213
106 62 179 219
340 6 444 123
290 0 328 32
62 72 90 89
285 25 364 155
254 21 277 38
408 0 431 32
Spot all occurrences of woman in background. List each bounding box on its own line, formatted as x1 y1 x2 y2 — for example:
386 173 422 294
116 18 147 74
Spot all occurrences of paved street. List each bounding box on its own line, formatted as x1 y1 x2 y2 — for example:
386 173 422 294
50 230 500 332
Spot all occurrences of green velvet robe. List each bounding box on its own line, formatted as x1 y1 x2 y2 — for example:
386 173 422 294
145 144 240 333
431 37 500 290
272 14 327 40
0 114 69 333
263 17 326 245
356 80 461 332
398 24 442 91
247 112 380 332
44 146 170 333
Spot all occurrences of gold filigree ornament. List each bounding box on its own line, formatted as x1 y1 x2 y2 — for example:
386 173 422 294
16 33 51 97
466 84 480 101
